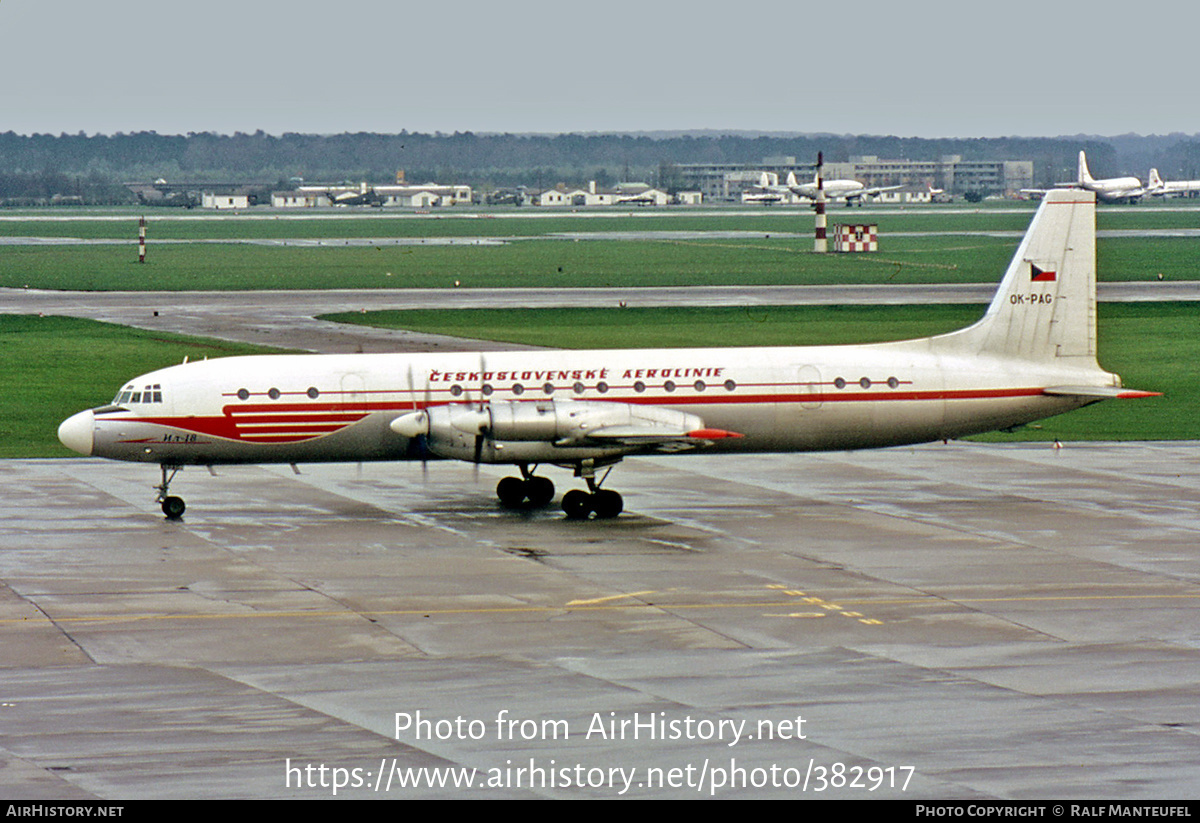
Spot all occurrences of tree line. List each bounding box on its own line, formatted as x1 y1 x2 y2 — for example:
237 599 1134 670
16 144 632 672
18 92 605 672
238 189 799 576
1 130 1198 204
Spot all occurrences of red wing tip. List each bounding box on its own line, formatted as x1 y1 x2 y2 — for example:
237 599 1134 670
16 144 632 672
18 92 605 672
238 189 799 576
688 428 744 439
1118 390 1163 399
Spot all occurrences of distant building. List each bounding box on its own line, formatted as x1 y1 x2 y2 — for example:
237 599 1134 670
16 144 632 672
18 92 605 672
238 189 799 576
271 190 329 208
665 155 1034 201
201 193 249 210
527 181 670 207
874 187 933 204
665 159 812 202
826 156 1032 198
273 182 472 208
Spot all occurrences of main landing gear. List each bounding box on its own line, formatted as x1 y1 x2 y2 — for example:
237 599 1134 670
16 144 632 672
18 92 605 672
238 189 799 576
562 488 623 520
496 465 556 510
156 464 186 520
494 462 624 520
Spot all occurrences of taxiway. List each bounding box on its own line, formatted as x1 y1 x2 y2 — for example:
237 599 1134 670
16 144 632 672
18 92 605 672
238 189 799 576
1 442 1199 798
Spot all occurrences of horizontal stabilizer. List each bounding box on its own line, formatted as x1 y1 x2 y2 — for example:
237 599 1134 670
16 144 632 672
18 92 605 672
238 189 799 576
1042 386 1162 399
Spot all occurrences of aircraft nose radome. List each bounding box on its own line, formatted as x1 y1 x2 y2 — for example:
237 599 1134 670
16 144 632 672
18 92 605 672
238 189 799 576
58 410 94 456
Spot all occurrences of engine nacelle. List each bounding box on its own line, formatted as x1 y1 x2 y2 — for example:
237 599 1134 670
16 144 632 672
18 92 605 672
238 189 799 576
389 400 706 463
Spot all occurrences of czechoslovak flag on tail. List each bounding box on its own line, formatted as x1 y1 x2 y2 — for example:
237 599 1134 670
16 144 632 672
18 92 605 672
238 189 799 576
1031 262 1057 282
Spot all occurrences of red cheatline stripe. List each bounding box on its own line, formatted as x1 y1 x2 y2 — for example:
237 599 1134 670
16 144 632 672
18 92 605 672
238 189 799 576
229 413 365 424
232 429 348 434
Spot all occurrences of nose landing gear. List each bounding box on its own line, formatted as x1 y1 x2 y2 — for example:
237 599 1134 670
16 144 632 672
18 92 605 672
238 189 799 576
156 464 186 520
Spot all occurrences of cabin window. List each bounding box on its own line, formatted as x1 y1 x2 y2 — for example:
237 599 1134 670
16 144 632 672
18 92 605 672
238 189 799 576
482 384 494 396
663 381 676 393
724 380 736 392
512 384 525 395
693 380 706 392
542 383 555 395
859 377 872 389
268 388 281 400
450 385 463 397
307 387 320 399
834 378 846 389
573 382 585 395
887 377 900 389
633 381 646 393
237 388 250 401
596 381 609 393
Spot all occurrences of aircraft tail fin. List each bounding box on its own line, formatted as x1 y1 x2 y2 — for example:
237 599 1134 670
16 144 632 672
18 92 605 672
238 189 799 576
1078 150 1094 185
786 171 798 187
1149 168 1164 191
936 188 1102 368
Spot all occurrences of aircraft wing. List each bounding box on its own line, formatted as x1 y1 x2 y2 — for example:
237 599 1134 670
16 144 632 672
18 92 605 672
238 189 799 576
391 399 742 462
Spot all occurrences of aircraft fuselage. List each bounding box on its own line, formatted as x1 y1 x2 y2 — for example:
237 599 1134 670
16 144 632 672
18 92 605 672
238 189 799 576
62 341 1100 468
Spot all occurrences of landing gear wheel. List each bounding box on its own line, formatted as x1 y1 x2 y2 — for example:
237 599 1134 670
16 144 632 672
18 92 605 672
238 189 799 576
526 476 555 508
161 495 186 520
496 476 527 509
591 489 623 519
497 475 556 509
562 489 593 520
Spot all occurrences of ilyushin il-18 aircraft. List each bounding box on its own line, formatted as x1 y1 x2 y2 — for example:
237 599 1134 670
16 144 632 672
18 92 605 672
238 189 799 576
58 189 1156 520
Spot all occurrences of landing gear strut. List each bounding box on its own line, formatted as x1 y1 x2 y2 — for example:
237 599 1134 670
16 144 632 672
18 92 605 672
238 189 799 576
496 464 555 510
155 464 185 520
562 462 623 520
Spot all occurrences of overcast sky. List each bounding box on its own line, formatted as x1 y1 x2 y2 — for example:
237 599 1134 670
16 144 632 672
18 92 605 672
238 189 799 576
3 0 1197 138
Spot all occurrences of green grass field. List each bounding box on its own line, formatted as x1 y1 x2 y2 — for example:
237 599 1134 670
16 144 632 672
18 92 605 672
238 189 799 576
0 234 1194 291
0 202 1195 240
0 202 1196 291
0 316 285 458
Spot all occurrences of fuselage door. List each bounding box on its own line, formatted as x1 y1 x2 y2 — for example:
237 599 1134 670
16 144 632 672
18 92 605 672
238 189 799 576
796 365 823 410
340 373 368 413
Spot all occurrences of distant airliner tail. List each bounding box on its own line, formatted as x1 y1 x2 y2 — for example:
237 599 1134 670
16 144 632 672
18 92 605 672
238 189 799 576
1078 150 1094 185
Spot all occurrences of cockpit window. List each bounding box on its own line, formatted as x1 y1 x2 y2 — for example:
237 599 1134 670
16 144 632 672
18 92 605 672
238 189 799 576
112 384 164 405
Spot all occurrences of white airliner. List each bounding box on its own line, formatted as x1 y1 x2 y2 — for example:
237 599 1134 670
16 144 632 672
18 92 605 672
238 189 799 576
1075 151 1152 202
58 189 1156 520
1148 168 1200 198
783 171 902 205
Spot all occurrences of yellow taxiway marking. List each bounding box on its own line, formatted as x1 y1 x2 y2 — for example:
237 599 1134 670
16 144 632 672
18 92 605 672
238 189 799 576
566 591 659 607
775 587 880 625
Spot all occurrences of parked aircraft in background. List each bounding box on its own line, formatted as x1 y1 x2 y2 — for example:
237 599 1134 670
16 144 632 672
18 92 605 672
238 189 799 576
58 189 1156 521
1148 168 1200 197
328 182 382 207
927 184 952 203
784 171 902 205
1074 151 1152 202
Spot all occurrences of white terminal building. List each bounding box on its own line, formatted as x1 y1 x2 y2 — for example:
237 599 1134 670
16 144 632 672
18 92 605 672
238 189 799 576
665 155 1034 201
526 181 674 207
